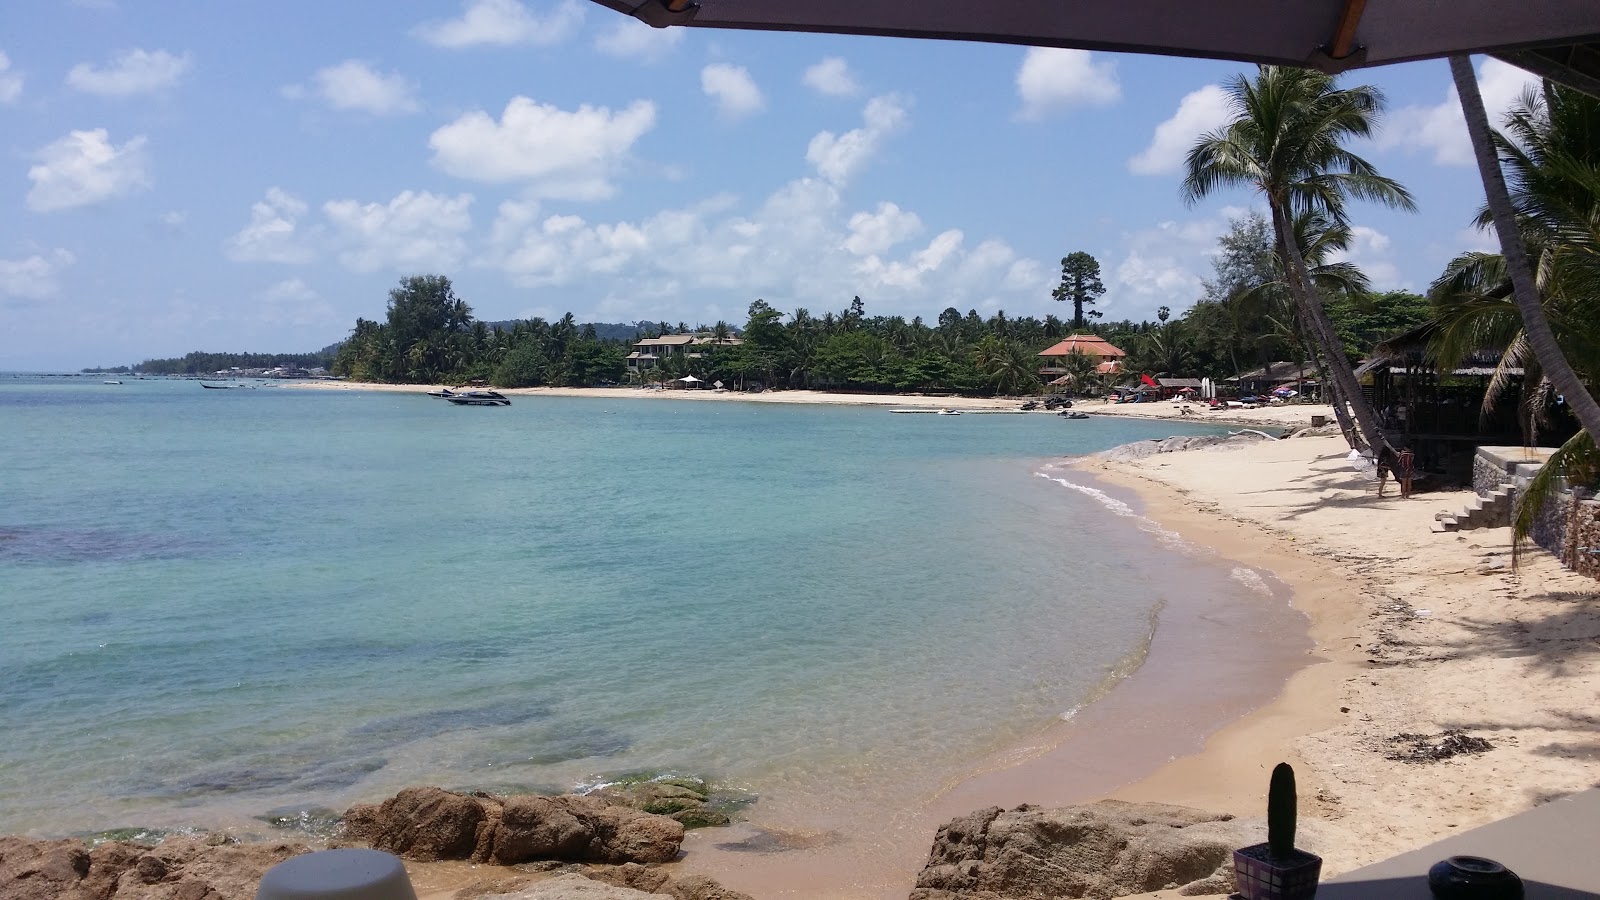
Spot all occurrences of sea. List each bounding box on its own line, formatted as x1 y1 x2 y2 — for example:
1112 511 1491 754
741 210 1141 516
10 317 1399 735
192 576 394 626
0 375 1276 841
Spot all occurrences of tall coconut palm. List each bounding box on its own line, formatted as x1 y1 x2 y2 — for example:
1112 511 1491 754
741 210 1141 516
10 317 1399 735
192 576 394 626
1183 65 1416 462
1450 57 1600 450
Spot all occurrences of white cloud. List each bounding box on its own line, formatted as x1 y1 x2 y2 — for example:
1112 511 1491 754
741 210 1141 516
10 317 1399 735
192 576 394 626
1128 84 1231 175
1111 210 1247 316
0 51 23 104
429 96 655 200
297 60 420 115
257 278 338 327
1376 58 1538 166
227 188 317 264
1330 224 1406 289
1015 48 1120 121
0 249 75 301
593 17 683 62
412 0 583 48
66 48 190 96
324 190 474 273
803 57 859 97
806 93 909 185
27 129 151 213
844 202 922 256
700 64 764 119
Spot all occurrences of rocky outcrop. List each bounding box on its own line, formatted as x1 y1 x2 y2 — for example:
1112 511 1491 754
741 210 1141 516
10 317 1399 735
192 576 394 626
0 835 307 900
471 870 755 900
910 801 1253 900
588 778 745 830
342 787 684 866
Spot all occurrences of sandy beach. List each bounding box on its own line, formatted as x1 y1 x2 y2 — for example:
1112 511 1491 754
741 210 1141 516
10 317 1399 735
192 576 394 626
283 380 1336 428
648 432 1600 898
1089 434 1600 894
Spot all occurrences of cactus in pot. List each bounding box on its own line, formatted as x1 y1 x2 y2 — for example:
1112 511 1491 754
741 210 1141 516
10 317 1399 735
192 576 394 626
1233 763 1322 900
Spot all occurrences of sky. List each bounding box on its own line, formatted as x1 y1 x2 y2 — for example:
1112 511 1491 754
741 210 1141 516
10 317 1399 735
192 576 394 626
0 0 1542 369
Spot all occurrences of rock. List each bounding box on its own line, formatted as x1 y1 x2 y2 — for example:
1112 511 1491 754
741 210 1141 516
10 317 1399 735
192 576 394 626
660 873 753 900
344 787 498 862
589 780 732 831
580 862 671 893
343 787 682 866
0 837 93 900
575 864 752 900
0 835 307 900
910 800 1252 900
492 873 657 899
109 837 308 900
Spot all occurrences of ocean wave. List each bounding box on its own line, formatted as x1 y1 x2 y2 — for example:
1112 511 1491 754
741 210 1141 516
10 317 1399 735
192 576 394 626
1230 566 1275 598
1034 470 1188 550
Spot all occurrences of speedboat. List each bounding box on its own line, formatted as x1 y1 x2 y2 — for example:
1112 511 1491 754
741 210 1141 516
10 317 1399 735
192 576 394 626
446 390 510 406
425 388 456 398
103 380 122 385
1060 411 1090 420
936 408 961 416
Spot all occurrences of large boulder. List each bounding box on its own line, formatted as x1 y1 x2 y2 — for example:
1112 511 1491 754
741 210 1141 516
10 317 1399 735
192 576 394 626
343 787 683 866
910 801 1252 900
342 786 499 861
0 835 307 900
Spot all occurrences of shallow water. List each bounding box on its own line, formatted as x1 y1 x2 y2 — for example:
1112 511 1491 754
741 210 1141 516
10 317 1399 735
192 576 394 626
0 376 1240 836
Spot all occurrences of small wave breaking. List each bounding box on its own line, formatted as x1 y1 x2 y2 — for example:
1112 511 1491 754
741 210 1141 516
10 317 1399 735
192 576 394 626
1034 470 1188 551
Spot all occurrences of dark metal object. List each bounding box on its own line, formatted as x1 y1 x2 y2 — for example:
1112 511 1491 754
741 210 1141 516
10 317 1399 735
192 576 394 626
1428 856 1525 900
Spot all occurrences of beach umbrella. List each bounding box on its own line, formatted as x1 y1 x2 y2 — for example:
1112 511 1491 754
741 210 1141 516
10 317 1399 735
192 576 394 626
680 375 701 383
586 1 1598 89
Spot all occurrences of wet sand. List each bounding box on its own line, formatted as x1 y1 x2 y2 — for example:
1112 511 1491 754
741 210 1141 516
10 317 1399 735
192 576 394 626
663 467 1327 898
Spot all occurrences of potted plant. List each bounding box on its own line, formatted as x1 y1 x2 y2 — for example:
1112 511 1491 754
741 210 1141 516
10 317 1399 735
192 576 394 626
1233 763 1322 900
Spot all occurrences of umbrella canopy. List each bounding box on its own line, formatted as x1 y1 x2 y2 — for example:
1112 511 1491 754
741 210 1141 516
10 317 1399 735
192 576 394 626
679 375 702 383
588 0 1600 90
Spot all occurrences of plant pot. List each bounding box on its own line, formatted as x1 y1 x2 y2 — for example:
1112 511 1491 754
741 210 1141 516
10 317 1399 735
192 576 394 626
1233 843 1323 900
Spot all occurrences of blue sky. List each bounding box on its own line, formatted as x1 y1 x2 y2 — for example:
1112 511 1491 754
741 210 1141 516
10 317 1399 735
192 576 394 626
0 0 1538 369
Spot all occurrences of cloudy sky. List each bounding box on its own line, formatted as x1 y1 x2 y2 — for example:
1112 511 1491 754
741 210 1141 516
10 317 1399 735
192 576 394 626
0 0 1537 369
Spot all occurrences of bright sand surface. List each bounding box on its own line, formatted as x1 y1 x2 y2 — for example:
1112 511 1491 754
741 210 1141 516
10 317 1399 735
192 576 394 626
298 384 1593 898
285 381 1335 427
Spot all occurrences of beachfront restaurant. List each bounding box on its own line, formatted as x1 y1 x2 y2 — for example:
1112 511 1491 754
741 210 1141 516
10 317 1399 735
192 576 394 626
1037 335 1127 382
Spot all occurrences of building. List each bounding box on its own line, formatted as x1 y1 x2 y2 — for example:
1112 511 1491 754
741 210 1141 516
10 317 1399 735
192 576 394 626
1037 335 1127 381
626 334 744 374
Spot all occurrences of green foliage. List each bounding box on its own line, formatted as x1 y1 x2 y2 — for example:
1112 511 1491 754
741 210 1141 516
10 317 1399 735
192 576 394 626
137 351 333 375
1267 762 1297 857
1052 251 1106 329
493 345 549 388
1325 290 1432 357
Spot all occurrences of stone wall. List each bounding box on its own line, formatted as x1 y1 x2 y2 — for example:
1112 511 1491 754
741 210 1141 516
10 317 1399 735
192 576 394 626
1527 487 1600 580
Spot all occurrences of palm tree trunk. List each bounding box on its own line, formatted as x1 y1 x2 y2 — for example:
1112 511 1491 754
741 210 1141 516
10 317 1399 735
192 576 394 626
1269 202 1390 458
1450 55 1600 448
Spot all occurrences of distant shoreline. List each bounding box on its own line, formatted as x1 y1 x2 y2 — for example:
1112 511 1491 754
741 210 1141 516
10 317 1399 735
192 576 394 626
279 379 1337 428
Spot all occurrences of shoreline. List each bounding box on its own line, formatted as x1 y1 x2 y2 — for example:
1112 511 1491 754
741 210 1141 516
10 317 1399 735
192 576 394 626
12 421 1593 900
280 379 1337 429
658 462 1327 898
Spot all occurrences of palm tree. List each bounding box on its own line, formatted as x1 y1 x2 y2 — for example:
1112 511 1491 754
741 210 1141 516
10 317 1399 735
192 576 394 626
1184 65 1415 462
1450 58 1600 450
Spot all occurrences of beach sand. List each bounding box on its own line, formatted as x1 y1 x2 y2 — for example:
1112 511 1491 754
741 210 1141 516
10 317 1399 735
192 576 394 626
283 380 1335 428
664 433 1600 898
1091 435 1600 889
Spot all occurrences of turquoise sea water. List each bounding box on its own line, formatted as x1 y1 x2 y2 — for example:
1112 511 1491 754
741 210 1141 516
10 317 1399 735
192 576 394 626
0 376 1238 837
